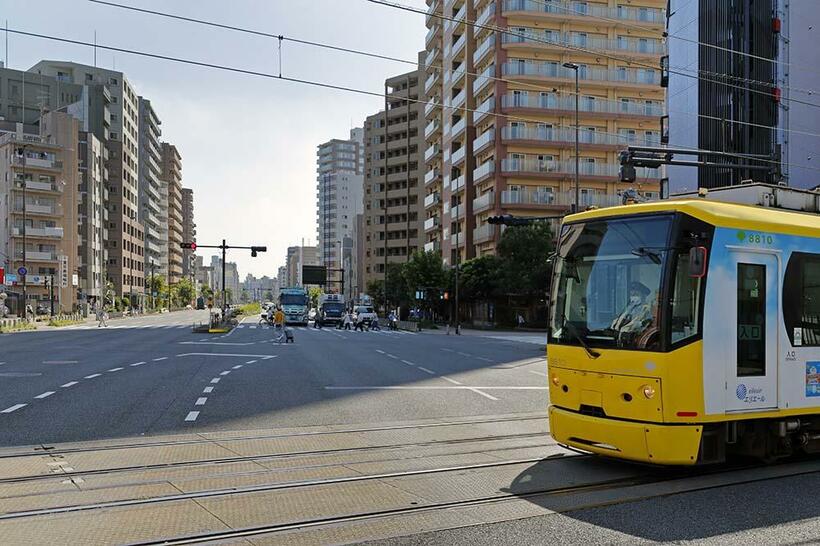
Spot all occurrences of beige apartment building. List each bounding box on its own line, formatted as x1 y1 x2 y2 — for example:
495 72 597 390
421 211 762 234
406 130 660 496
423 0 665 263
362 62 425 291
161 143 184 285
0 113 80 313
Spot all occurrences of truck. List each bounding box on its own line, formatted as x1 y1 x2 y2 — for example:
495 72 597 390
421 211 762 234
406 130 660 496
278 287 309 325
317 293 346 327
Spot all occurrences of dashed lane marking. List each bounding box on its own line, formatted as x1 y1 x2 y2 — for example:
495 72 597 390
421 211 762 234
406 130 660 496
108 367 123 372
130 361 146 367
231 365 243 369
203 386 214 393
84 374 101 379
60 381 78 388
245 360 257 364
401 359 415 366
42 360 78 364
386 354 399 359
457 352 472 357
210 378 221 384
476 357 495 363
34 391 55 399
177 353 278 359
375 349 385 354
1 404 27 413
195 397 207 406
417 367 436 375
219 371 231 376
184 411 200 422
152 357 168 362
441 348 454 353
466 387 500 401
441 376 463 385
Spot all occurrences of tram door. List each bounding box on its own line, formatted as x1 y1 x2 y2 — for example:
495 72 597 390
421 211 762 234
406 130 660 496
725 251 779 412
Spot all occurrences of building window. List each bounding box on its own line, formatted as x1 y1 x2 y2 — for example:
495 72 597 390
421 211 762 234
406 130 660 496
783 252 820 346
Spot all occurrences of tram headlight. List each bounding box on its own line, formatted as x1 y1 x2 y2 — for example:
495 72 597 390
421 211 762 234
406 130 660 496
642 384 656 399
551 374 560 386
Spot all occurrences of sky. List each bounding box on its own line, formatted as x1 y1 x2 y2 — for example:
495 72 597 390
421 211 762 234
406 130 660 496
3 0 428 277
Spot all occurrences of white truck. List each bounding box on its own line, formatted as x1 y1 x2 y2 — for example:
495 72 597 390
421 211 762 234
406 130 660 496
317 293 346 327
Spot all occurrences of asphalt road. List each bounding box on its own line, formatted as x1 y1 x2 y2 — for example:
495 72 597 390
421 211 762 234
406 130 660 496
0 310 548 447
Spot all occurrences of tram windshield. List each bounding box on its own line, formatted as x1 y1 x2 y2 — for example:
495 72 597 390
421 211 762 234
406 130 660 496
550 214 673 351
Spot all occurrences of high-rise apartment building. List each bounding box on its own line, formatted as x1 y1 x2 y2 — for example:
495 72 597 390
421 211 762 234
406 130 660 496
30 61 145 302
666 0 819 191
210 255 240 303
0 113 81 313
77 130 107 307
316 128 364 272
285 245 320 288
160 143 183 285
423 0 664 263
363 64 425 291
181 187 196 279
137 98 165 280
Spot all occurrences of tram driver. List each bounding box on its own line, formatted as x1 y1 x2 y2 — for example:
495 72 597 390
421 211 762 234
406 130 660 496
610 281 657 346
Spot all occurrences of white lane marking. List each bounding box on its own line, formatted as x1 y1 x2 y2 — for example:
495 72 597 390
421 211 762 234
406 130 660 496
457 352 471 357
84 374 101 379
1 404 27 413
476 357 495 363
529 370 548 377
417 367 436 375
210 378 221 384
232 365 243 369
60 381 78 388
375 349 385 354
250 326 257 329
203 386 214 393
466 387 500 401
219 370 231 376
195 397 208 406
130 361 146 367
177 353 276 358
441 376 463 385
34 391 55 399
401 359 416 366
177 341 255 346
441 348 455 352
42 360 78 364
245 360 257 364
152 357 168 362
108 367 124 372
324 386 544 392
0 362 5 366
184 411 200 422
386 354 399 359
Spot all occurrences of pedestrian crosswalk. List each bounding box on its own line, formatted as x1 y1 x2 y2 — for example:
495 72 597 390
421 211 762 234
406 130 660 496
62 323 194 331
236 324 418 336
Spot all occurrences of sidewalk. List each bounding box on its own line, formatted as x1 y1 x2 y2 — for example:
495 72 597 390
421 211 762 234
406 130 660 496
420 324 547 346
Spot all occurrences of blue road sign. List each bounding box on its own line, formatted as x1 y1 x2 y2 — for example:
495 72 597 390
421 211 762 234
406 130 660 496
17 267 27 276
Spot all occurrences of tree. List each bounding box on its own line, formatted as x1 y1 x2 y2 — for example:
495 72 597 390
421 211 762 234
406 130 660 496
225 288 234 304
308 286 322 308
366 279 385 310
148 275 167 310
200 284 214 299
177 278 195 306
385 263 410 308
497 222 554 296
459 255 503 301
404 251 446 295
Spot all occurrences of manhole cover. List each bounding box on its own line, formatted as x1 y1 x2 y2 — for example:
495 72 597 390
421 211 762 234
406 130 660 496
0 372 42 377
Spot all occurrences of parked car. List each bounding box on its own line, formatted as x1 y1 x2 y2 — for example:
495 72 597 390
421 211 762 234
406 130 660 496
352 305 377 325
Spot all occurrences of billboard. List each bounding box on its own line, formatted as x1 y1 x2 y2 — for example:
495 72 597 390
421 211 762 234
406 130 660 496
302 265 327 285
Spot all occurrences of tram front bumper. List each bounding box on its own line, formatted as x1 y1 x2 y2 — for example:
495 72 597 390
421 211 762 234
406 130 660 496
549 406 703 465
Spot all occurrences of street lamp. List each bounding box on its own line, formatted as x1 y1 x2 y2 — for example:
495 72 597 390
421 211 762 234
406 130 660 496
562 62 580 213
15 145 28 320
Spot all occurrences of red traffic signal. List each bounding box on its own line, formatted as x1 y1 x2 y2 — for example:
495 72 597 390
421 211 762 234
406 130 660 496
180 242 197 250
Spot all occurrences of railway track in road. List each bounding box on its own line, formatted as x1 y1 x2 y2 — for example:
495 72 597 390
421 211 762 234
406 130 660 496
0 413 545 459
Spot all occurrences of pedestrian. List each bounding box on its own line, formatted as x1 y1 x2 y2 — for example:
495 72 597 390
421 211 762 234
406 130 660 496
517 313 525 328
96 303 108 328
343 311 353 331
274 306 286 341
354 314 366 332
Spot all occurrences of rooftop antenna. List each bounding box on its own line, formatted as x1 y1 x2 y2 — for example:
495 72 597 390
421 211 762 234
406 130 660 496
4 20 8 68
93 30 97 67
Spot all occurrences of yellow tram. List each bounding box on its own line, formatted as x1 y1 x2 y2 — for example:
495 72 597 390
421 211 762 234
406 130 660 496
547 199 820 464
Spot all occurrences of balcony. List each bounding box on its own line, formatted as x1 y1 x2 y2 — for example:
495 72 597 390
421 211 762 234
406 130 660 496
500 30 665 57
17 251 58 262
425 96 441 116
501 93 664 117
13 202 62 216
476 1 495 27
451 146 466 166
13 155 62 170
425 119 441 139
474 96 495 124
424 192 441 209
474 34 495 66
425 168 442 186
451 174 466 192
424 71 440 94
451 203 466 219
424 216 440 232
502 62 660 86
472 189 495 213
473 129 495 154
11 226 64 238
452 65 466 86
451 4 466 29
473 160 495 183
14 179 62 193
500 0 665 25
501 188 557 206
425 21 441 47
473 223 497 243
424 144 441 162
474 64 495 95
424 240 441 253
501 158 661 179
425 47 440 68
501 125 624 147
452 117 467 138
451 231 465 246
452 33 466 58
426 0 440 25
452 89 466 109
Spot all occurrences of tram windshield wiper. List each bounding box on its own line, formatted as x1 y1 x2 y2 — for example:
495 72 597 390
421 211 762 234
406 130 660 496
561 315 600 359
631 247 662 264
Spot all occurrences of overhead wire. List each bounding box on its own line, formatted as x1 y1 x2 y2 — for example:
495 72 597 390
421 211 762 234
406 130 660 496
368 0 820 109
7 25 820 176
88 0 820 141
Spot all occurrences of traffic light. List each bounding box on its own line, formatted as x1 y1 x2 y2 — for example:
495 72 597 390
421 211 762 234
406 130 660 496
180 242 197 250
487 214 530 226
250 246 267 258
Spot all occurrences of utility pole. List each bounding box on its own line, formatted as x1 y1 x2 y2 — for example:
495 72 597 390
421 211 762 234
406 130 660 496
17 145 28 320
562 62 580 213
221 238 226 314
48 274 54 317
149 260 155 310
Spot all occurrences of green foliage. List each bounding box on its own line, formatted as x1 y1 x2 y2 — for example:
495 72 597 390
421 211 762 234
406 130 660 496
200 284 214 298
403 251 446 302
496 222 554 296
458 255 504 300
238 302 261 315
177 278 195 306
308 286 322 308
366 279 385 309
225 288 233 304
385 263 410 307
48 318 84 327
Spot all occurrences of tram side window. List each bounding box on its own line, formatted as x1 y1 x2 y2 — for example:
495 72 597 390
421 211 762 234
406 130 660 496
670 252 701 344
783 252 820 346
737 263 766 377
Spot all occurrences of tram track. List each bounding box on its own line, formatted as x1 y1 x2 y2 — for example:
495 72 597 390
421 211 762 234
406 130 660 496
0 414 545 459
0 430 557 485
129 458 820 545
